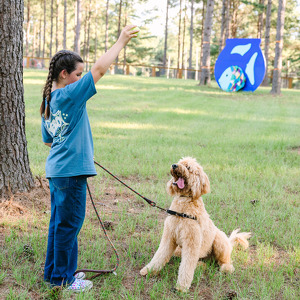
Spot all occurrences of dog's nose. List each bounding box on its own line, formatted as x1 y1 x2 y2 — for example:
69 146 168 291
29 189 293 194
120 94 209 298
172 164 178 170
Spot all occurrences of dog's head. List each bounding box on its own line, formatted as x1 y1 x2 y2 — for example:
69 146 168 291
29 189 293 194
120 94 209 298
167 157 210 200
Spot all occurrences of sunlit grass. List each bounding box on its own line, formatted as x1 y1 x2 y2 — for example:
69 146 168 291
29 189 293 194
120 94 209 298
1 69 299 299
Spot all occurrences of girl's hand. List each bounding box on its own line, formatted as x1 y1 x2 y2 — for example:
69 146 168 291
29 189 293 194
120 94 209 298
118 25 139 46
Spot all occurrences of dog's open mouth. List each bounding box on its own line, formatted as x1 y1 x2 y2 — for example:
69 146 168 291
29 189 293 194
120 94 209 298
173 177 185 189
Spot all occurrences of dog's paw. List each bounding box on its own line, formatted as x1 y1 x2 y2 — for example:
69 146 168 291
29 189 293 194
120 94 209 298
140 267 148 276
220 263 235 273
175 284 189 293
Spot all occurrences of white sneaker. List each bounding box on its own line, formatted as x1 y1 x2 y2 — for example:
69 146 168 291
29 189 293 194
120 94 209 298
74 272 86 280
67 278 93 292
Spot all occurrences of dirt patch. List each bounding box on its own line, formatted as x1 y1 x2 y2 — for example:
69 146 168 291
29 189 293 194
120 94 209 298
289 146 300 155
0 177 50 219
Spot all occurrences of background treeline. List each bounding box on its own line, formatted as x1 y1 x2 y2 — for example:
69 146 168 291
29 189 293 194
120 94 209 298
23 0 300 78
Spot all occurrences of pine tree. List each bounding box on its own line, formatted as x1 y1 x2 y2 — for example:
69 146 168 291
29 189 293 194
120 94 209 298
0 0 35 198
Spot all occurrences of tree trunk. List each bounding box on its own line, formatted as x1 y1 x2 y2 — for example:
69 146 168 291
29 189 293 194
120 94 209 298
50 0 54 57
181 0 187 75
32 22 36 58
262 0 272 86
86 0 92 72
43 0 46 60
0 0 35 198
115 0 122 74
199 0 206 71
74 0 81 54
63 0 67 49
95 7 98 61
55 0 59 53
38 14 42 57
257 0 265 39
231 0 238 38
199 0 214 85
188 0 194 79
83 9 87 64
25 0 30 66
105 0 110 52
270 0 286 95
162 0 169 76
224 0 230 40
177 0 182 78
123 1 128 74
219 0 227 53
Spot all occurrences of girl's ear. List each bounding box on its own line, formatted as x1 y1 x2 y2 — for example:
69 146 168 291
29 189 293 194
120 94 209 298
59 69 68 80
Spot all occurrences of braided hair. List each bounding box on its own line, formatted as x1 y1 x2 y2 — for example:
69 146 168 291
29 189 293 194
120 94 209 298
40 50 83 119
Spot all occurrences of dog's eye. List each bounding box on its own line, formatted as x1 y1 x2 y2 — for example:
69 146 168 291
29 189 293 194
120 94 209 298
187 166 190 170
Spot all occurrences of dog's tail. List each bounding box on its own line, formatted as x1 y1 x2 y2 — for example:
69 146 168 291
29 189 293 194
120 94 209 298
229 229 251 250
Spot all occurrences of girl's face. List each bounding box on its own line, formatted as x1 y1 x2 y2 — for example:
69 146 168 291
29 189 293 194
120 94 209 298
64 62 84 86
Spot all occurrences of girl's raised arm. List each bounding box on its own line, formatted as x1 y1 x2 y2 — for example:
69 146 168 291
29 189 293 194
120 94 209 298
91 25 138 84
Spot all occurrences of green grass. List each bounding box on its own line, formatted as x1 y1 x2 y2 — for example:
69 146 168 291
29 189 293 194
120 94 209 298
1 69 299 299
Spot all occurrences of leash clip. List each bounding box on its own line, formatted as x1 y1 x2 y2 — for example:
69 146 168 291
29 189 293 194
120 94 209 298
144 197 156 207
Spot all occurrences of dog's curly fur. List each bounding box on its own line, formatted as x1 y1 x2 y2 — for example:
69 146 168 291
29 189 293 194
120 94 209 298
140 157 251 292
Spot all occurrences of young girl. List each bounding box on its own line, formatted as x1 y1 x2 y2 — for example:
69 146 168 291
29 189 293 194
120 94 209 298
41 25 138 292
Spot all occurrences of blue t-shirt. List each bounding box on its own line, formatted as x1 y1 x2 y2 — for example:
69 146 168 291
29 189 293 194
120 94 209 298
41 71 97 178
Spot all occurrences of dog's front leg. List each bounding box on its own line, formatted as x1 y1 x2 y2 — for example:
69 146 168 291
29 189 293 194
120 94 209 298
140 224 176 276
176 239 201 292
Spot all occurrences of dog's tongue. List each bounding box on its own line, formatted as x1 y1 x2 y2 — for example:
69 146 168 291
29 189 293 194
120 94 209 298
176 177 185 189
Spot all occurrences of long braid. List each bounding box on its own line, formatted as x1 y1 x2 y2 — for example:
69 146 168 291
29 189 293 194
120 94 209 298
40 50 81 119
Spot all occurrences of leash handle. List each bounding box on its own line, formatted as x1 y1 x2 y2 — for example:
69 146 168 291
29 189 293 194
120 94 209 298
74 183 119 279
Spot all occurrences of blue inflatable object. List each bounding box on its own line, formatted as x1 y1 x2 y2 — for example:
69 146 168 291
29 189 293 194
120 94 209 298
214 39 266 92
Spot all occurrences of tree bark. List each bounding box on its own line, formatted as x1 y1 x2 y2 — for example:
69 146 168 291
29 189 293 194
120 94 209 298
74 0 81 54
181 0 187 75
257 0 265 39
219 0 227 53
270 0 286 95
50 0 54 57
224 0 230 40
0 0 35 198
162 0 169 76
231 0 238 38
188 0 194 79
38 13 42 57
63 0 67 49
86 0 92 71
199 0 214 85
262 0 272 86
177 0 182 78
55 0 59 53
115 0 123 74
43 0 46 60
105 0 110 52
199 1 206 71
123 0 128 74
25 0 30 65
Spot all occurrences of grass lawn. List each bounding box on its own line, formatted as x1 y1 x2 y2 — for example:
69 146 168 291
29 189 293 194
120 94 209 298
0 69 299 299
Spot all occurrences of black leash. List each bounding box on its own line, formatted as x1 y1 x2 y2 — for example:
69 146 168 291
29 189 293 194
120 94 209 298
94 160 197 221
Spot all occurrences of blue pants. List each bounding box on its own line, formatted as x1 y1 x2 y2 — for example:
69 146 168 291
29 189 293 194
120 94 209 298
44 176 87 286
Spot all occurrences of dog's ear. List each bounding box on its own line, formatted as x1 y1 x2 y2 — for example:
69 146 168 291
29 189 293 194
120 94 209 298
166 178 176 196
201 171 210 195
191 168 210 199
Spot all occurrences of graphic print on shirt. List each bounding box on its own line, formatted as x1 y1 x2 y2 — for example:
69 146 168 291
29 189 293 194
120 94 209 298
45 110 69 143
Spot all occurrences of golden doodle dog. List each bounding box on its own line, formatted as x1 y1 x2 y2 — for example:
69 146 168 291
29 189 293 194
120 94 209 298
140 157 251 292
